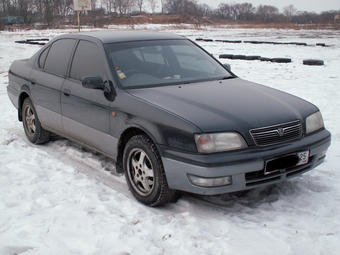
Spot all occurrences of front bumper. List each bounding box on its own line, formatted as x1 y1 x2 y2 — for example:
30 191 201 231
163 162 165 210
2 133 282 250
160 129 331 195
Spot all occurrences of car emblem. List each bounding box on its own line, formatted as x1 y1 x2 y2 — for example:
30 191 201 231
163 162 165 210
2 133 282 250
277 128 284 137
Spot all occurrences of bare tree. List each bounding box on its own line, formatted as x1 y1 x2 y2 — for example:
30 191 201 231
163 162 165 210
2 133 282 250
91 0 97 10
164 0 182 14
2 0 16 15
217 3 233 19
0 0 8 15
198 3 212 16
136 0 144 13
115 0 135 14
115 0 123 14
292 11 318 24
160 0 165 14
237 2 255 21
104 0 117 13
17 0 29 23
42 0 54 25
256 5 279 22
54 0 73 16
282 4 297 22
148 0 158 14
183 0 198 15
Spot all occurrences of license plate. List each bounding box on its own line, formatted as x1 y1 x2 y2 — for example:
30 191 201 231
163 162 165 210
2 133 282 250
296 151 309 166
265 150 309 175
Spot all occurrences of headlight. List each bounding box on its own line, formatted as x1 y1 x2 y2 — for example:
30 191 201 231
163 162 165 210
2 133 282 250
306 111 324 134
195 132 247 153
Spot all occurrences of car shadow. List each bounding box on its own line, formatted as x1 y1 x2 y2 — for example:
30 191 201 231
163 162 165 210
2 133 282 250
48 135 304 211
183 180 301 210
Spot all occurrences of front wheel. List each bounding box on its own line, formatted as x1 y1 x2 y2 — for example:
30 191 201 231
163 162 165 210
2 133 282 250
22 98 50 144
123 134 177 206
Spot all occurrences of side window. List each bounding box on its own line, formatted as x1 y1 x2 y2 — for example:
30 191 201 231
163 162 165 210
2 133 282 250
44 39 76 77
70 40 106 81
38 46 50 69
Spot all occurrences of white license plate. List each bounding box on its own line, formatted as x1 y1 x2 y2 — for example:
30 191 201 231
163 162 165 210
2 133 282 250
296 151 310 166
264 150 310 175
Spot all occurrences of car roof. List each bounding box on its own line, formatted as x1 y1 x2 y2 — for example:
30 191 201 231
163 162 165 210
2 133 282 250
56 30 186 44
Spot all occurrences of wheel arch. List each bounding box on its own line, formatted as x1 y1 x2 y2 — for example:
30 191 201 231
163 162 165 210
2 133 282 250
116 127 157 174
18 88 31 121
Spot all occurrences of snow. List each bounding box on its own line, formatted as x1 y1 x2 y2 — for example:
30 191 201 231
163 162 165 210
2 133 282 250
1 24 340 255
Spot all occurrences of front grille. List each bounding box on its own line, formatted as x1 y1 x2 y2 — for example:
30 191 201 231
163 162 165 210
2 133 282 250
250 120 302 147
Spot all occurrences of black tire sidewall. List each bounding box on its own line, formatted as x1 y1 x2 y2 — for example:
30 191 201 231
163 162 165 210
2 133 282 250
22 98 37 143
22 98 46 144
303 59 324 66
123 135 164 206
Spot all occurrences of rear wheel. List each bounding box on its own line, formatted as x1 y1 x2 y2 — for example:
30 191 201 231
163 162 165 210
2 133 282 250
123 134 177 206
22 98 50 144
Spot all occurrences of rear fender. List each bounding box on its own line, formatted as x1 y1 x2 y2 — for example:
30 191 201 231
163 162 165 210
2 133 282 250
18 85 31 121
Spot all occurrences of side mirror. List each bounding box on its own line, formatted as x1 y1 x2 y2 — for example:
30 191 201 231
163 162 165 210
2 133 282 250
223 63 231 71
82 76 110 93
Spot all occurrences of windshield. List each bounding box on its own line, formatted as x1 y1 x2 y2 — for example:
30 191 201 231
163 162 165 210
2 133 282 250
106 39 233 89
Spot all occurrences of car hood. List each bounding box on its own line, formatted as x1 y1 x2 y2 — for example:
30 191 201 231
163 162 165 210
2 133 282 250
126 78 317 133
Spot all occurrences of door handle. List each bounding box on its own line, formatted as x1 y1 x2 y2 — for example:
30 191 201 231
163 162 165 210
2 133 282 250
63 89 71 96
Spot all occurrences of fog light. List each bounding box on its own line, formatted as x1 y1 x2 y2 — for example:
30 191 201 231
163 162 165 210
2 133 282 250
188 175 232 187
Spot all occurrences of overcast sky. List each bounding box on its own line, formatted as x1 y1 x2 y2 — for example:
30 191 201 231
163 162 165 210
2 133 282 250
201 0 340 13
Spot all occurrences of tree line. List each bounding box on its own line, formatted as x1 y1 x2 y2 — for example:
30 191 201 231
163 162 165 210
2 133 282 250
1 0 339 26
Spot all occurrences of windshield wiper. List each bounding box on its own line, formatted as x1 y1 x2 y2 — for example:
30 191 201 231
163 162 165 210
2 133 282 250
220 76 235 80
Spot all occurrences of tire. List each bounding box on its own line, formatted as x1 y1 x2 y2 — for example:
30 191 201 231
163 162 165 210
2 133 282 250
303 59 324 66
223 40 241 43
123 134 177 206
244 40 258 44
245 55 261 60
259 57 272 62
272 58 292 63
232 55 246 60
22 98 50 144
219 54 233 59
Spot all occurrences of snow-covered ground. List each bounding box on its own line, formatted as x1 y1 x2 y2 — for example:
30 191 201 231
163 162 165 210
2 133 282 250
1 24 339 255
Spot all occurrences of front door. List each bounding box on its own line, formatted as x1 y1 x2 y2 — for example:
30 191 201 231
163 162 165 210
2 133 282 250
61 39 117 157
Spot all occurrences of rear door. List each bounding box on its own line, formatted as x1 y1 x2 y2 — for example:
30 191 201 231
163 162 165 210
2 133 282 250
30 38 76 133
61 39 118 157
